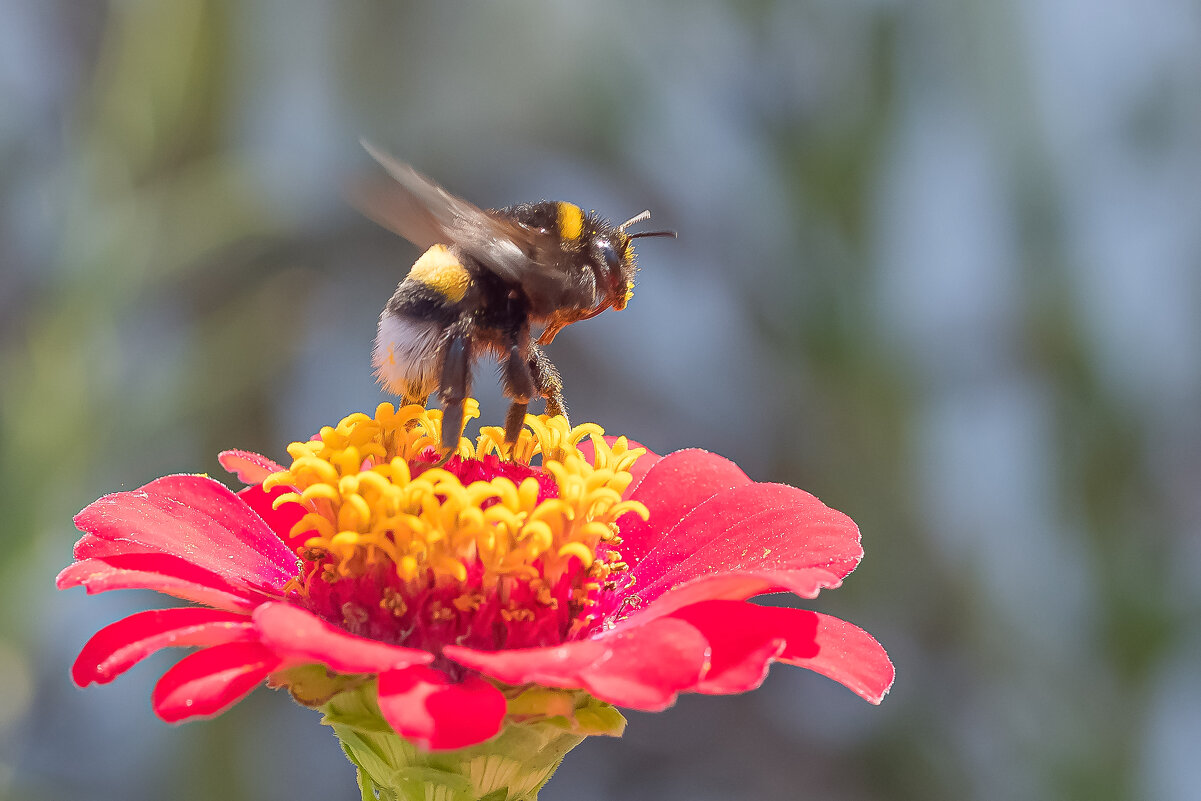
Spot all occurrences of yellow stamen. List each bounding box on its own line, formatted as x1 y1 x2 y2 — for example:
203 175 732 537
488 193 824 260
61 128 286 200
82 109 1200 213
266 403 650 595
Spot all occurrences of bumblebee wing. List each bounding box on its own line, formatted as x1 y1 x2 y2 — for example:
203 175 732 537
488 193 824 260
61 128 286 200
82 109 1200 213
354 141 564 285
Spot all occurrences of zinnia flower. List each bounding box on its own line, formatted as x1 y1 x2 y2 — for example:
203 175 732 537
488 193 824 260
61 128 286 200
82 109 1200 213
59 403 892 798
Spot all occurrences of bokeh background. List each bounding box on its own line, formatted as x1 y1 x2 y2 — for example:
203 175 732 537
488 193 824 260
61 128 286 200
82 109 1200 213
3 2 1200 800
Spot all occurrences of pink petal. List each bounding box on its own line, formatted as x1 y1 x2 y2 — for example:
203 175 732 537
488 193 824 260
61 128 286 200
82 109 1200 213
667 600 893 702
445 617 709 711
74 474 299 591
628 483 862 610
151 641 280 722
236 484 307 551
618 449 751 565
576 436 662 491
627 569 849 622
781 611 894 704
251 602 433 674
71 533 154 560
72 608 255 686
377 665 507 751
56 553 271 611
218 449 284 485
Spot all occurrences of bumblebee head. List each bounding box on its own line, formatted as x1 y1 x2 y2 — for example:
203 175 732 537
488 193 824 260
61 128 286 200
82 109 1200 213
537 205 674 345
591 230 637 312
591 209 675 314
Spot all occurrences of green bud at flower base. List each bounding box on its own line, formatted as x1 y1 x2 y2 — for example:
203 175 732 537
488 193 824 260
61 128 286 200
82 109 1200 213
323 680 626 801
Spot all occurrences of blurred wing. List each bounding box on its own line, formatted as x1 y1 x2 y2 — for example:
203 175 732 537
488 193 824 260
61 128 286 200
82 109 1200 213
353 140 562 285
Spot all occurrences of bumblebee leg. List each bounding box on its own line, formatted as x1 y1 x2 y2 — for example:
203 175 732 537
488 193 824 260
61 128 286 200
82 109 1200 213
398 393 429 445
401 393 429 409
501 344 535 446
503 402 528 447
529 345 566 422
438 332 472 455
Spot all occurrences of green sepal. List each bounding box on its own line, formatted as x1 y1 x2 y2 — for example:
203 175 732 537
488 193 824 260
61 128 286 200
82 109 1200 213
268 662 369 707
323 679 624 801
504 686 627 737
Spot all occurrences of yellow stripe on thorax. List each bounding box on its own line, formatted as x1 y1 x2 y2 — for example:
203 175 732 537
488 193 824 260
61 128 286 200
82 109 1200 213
557 202 584 241
408 244 471 302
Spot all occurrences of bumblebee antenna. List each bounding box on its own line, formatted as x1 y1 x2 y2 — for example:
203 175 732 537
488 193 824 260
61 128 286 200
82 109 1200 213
618 210 652 231
628 229 677 240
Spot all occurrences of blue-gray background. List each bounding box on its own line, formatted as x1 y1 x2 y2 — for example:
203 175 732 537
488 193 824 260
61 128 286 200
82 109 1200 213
4 2 1200 800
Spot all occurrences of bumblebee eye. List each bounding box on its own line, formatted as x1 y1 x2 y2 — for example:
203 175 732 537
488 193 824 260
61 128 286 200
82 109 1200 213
598 239 622 272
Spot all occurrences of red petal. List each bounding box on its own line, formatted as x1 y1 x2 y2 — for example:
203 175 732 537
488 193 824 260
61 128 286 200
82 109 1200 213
781 611 894 704
73 475 299 591
72 608 255 686
576 436 662 491
56 553 269 611
618 449 751 565
217 449 284 485
71 533 153 559
236 484 307 550
628 483 862 610
251 602 433 673
629 569 850 622
668 600 894 702
376 666 507 751
151 641 280 722
445 617 709 711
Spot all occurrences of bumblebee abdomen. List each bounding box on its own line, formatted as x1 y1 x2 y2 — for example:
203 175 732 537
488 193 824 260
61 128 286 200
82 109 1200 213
373 244 474 400
374 313 443 400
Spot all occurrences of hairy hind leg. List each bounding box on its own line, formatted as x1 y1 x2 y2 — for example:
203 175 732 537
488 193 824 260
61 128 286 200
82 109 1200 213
529 345 566 422
501 343 535 446
437 332 472 456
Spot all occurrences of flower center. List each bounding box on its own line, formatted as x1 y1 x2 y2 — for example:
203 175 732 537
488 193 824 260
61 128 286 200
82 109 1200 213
264 402 648 654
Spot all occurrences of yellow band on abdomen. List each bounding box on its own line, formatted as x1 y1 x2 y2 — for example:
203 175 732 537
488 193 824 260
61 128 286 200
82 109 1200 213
408 244 471 302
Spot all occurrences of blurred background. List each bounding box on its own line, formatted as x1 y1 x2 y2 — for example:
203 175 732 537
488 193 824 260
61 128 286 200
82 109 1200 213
3 1 1199 799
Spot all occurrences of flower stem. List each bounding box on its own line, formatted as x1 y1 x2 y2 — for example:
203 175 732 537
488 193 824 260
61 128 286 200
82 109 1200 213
324 681 621 801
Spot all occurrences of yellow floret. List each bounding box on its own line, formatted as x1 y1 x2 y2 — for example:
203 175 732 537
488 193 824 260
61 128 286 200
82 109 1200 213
264 403 649 590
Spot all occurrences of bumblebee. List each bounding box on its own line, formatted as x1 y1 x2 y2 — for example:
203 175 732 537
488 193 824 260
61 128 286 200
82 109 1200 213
354 141 674 454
